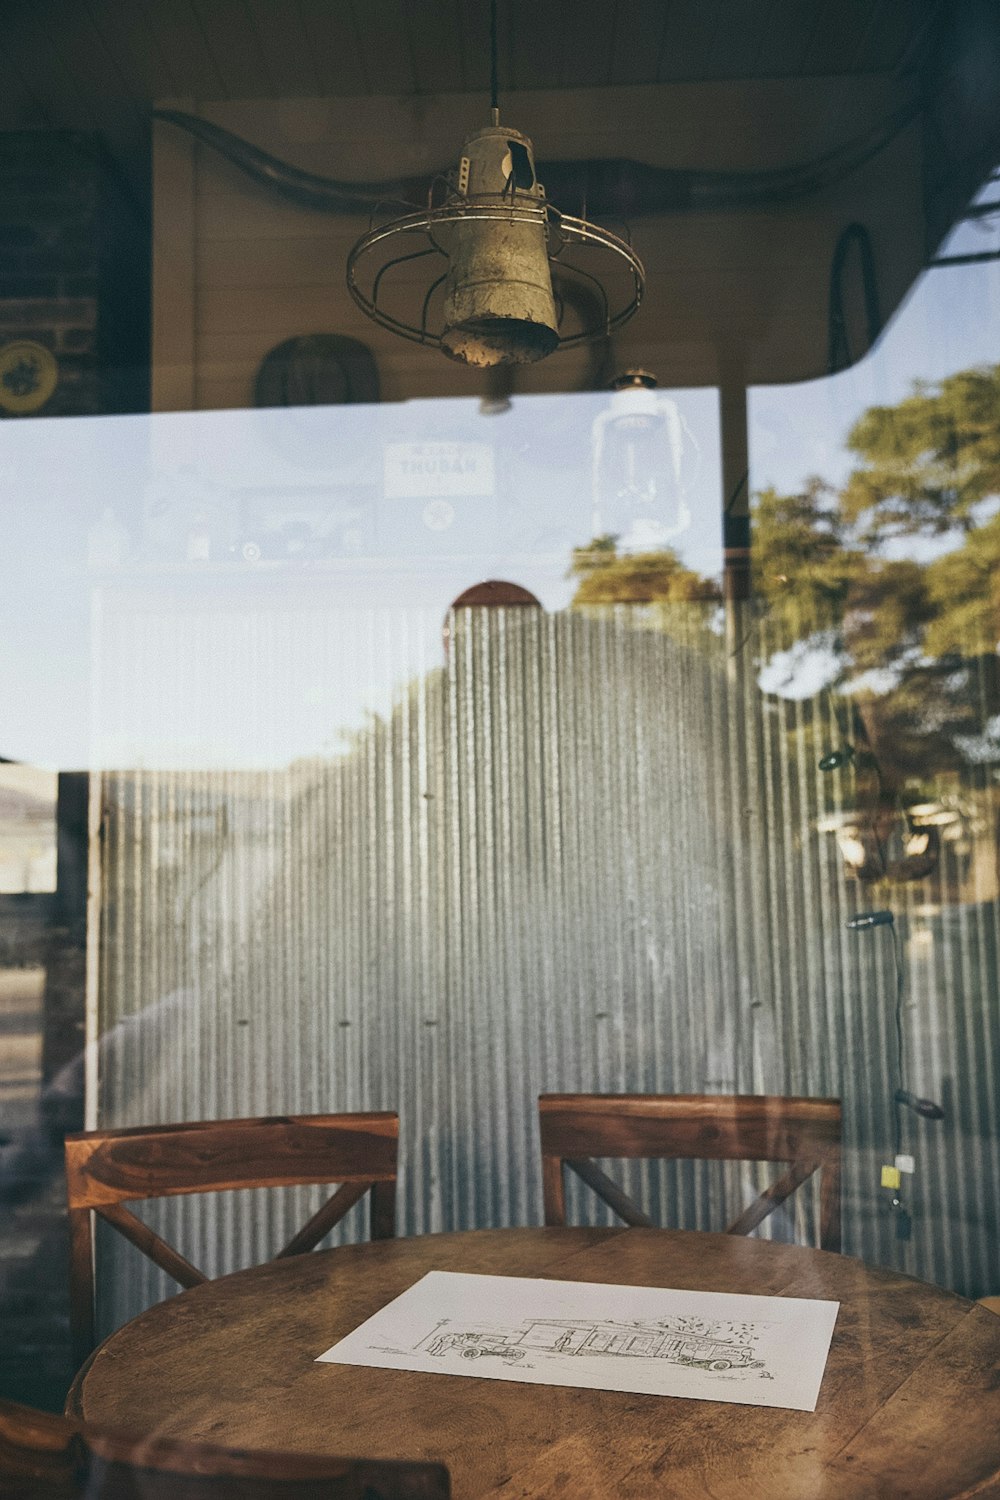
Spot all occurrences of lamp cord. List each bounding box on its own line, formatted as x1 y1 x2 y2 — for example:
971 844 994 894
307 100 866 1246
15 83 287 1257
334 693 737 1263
889 921 905 1160
827 222 881 374
490 0 500 124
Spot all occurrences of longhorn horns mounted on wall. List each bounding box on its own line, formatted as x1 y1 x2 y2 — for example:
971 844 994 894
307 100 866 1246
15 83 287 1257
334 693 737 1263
154 104 918 219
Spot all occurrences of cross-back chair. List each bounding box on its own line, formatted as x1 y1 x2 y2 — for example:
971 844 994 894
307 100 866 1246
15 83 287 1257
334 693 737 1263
0 1397 449 1500
539 1093 841 1251
65 1112 398 1368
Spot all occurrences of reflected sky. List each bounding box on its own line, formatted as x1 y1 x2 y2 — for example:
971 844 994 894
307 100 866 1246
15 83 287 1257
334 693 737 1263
749 187 1000 700
750 186 1000 503
0 387 720 771
6 181 998 774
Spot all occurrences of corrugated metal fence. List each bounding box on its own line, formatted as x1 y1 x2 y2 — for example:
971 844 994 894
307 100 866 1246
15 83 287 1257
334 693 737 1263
93 602 1000 1336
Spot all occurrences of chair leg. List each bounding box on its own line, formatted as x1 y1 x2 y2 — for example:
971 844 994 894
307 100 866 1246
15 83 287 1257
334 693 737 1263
541 1157 567 1226
68 1208 95 1370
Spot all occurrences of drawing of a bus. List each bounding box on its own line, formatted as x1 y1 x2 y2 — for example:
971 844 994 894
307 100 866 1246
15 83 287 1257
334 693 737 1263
425 1320 764 1372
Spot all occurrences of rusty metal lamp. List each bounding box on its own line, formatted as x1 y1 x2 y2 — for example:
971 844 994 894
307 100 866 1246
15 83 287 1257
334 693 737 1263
346 4 644 367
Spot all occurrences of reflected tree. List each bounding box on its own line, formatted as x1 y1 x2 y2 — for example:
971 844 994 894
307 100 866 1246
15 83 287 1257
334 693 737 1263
568 535 721 605
842 367 1000 544
753 364 1000 792
569 364 1000 885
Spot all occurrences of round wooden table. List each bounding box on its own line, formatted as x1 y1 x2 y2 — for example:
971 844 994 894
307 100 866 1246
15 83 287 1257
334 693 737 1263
68 1227 1000 1499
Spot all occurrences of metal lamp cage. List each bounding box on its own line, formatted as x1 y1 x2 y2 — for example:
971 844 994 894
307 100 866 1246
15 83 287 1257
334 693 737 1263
346 197 645 354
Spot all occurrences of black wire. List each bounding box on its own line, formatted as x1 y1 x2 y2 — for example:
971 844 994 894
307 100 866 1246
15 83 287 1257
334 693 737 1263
889 919 905 1160
420 271 447 339
372 245 441 307
821 684 853 755
490 0 499 116
726 599 769 659
838 701 890 878
930 250 1000 268
554 260 610 332
724 468 749 515
827 223 882 375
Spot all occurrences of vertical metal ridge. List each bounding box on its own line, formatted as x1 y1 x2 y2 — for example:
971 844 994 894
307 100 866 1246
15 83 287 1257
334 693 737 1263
95 601 1000 1335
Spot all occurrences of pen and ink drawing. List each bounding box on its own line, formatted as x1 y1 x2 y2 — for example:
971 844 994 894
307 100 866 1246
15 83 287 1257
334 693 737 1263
413 1314 773 1378
318 1272 839 1409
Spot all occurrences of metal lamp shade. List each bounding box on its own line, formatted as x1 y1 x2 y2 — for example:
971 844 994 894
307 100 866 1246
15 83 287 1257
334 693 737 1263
438 125 559 367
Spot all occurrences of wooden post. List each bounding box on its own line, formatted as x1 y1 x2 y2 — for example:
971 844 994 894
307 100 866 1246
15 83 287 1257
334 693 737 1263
720 376 750 605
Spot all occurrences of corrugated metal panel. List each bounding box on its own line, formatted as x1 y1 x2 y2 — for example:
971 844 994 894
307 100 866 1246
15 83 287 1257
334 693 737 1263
94 601 1000 1337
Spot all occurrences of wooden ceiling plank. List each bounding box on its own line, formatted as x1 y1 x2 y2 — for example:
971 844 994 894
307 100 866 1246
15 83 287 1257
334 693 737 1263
241 0 321 97
801 0 882 76
24 0 149 131
557 0 618 88
407 0 465 97
863 0 935 73
83 0 179 102
747 0 781 74
189 0 273 100
658 0 731 82
5 8 102 129
706 0 775 80
610 0 672 87
5 2 149 163
750 0 822 79
454 0 489 94
506 0 565 92
350 0 416 97
6 3 152 216
892 0 949 77
296 0 369 97
0 48 51 129
137 0 228 100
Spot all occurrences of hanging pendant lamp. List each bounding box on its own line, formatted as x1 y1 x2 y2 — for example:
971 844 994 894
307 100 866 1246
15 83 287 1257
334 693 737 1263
346 3 644 367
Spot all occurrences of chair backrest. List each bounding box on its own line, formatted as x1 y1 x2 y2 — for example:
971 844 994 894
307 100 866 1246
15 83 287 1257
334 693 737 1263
65 1112 398 1367
0 1397 449 1499
539 1093 841 1251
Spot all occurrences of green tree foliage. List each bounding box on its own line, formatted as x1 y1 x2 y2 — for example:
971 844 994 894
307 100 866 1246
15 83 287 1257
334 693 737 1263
751 481 858 623
568 363 1000 781
924 509 1000 657
568 535 720 605
842 367 1000 541
753 363 1000 784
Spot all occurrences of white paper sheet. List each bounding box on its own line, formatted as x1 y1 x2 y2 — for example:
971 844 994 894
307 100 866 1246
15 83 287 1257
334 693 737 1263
317 1271 839 1411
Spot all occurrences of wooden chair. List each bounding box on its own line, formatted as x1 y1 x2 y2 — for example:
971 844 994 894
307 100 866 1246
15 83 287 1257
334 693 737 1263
0 1397 449 1499
65 1112 398 1368
539 1093 842 1252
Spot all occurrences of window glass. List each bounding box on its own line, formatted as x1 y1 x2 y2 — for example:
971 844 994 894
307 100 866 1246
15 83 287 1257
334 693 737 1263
0 4 998 1422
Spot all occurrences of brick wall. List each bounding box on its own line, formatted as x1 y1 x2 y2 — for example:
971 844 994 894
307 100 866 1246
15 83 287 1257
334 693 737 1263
0 129 149 418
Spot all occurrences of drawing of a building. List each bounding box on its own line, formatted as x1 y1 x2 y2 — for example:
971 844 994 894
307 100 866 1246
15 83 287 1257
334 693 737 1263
424 1319 765 1372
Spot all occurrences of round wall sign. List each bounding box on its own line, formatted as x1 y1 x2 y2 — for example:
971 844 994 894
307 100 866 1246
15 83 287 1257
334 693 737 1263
0 340 59 414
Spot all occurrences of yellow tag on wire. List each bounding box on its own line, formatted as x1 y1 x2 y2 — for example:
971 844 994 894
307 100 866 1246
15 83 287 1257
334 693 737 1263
881 1165 901 1190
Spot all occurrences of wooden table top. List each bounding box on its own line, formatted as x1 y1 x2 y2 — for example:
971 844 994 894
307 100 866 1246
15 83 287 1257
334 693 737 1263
68 1227 1000 1500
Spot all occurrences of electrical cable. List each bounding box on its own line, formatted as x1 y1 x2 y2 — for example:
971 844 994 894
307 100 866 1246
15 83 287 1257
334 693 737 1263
889 919 905 1160
833 709 945 1226
818 684 856 773
827 222 882 374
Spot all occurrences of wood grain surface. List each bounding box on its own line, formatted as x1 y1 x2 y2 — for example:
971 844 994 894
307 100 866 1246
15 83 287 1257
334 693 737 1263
538 1094 842 1250
0 1395 449 1499
68 1227 1000 1500
65 1113 398 1367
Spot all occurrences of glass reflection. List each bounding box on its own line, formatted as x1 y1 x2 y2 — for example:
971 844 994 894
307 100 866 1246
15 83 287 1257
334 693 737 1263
0 387 720 773
0 165 998 1356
